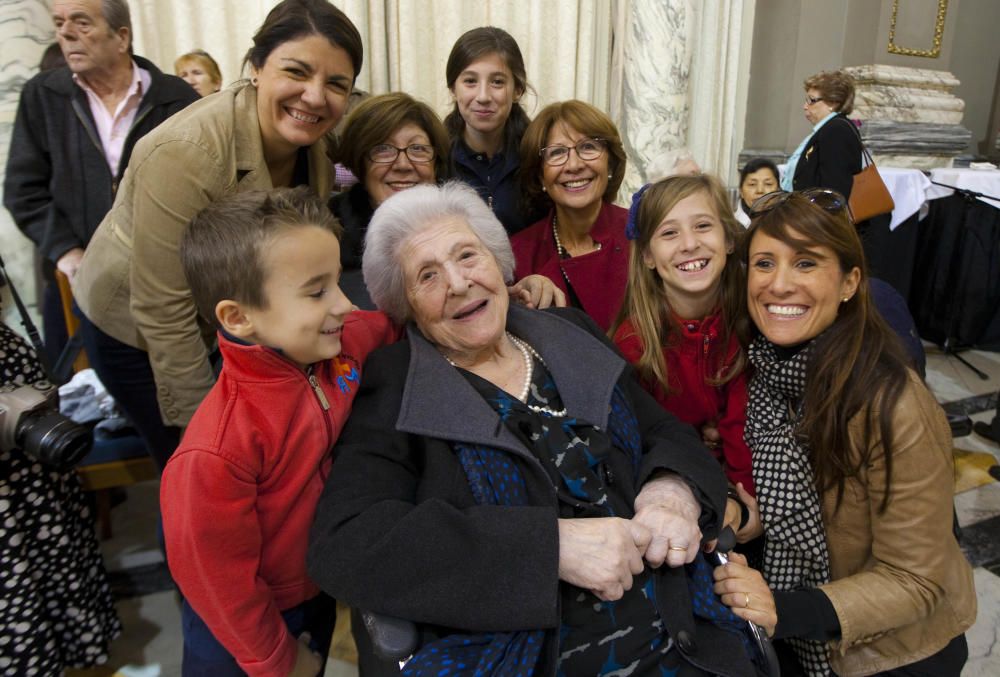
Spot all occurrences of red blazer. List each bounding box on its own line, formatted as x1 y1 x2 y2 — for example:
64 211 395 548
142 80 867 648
511 201 629 331
613 311 754 495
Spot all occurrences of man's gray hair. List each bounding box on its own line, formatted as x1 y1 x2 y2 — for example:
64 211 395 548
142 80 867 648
102 0 132 49
363 181 516 324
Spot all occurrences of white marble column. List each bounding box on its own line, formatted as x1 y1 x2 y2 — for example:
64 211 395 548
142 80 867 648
1 0 52 328
611 0 752 200
611 0 693 203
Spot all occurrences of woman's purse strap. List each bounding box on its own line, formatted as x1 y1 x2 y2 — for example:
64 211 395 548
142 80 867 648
839 115 875 168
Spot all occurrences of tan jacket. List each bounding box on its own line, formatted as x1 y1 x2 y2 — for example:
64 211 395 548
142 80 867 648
818 372 976 676
74 84 334 426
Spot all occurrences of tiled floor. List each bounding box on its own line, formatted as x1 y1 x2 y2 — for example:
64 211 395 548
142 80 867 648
68 345 1000 677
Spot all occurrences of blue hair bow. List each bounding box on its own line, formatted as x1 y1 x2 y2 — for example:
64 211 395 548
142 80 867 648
625 183 651 241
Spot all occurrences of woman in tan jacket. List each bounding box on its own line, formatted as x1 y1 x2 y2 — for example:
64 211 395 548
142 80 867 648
719 188 976 676
73 0 362 467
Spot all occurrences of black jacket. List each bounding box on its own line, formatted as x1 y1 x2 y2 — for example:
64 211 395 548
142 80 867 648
329 183 376 310
308 306 755 676
3 56 198 263
792 113 863 200
451 138 539 235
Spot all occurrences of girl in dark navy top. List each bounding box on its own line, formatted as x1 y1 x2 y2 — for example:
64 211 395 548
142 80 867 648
445 26 540 234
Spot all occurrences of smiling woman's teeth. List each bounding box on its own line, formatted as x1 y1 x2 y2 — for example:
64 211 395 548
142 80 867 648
288 109 319 123
677 260 708 272
766 304 806 316
563 179 590 188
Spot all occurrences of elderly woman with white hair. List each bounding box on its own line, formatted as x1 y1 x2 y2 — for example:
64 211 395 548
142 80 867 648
307 182 773 676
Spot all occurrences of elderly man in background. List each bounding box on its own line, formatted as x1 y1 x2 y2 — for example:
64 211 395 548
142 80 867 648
3 0 197 456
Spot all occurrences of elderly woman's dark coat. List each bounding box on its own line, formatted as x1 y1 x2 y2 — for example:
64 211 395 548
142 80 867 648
308 306 757 676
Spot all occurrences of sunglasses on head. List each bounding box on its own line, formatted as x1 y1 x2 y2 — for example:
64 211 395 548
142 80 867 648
749 188 854 224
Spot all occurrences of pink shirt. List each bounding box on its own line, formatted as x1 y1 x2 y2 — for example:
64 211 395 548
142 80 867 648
73 61 151 175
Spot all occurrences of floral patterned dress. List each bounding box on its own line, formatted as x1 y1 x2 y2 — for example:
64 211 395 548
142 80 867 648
0 322 120 675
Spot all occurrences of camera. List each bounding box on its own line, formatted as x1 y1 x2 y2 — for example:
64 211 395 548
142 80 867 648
0 380 92 470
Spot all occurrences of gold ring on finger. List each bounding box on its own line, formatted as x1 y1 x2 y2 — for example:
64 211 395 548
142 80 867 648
744 592 751 609
668 545 687 552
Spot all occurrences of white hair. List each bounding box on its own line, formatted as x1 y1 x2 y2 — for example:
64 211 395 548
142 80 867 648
646 148 701 182
362 181 515 323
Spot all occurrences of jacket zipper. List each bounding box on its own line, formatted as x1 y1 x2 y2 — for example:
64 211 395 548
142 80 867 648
307 366 333 481
307 367 331 410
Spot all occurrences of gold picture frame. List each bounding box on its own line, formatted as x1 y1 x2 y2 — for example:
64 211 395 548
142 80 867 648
887 0 948 58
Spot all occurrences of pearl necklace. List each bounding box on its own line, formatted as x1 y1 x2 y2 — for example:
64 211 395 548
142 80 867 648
507 335 568 417
552 214 601 259
445 333 568 417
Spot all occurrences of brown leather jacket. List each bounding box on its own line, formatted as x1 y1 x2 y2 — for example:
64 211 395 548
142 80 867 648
74 84 333 426
818 371 976 675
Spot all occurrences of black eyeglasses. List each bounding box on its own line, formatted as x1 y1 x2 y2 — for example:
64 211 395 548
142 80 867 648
367 143 435 164
805 95 824 105
749 188 854 224
539 138 607 166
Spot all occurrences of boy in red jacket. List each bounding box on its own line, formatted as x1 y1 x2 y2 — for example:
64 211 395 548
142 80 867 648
162 187 397 676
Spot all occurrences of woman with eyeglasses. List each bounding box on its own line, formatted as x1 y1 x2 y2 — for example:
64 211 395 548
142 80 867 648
725 189 976 676
783 70 862 200
329 92 451 308
511 100 628 331
445 27 541 235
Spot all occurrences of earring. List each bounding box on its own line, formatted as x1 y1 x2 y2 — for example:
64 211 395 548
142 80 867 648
542 186 547 192
842 296 850 303
608 173 613 179
251 77 258 86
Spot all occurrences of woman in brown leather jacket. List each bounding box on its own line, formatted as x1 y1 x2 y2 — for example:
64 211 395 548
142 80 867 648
720 188 976 676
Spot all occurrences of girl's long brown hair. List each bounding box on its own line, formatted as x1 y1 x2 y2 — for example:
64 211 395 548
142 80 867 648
741 196 912 512
610 174 748 393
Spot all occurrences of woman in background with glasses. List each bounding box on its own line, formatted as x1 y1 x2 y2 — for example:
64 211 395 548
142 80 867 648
783 70 862 200
726 189 976 676
330 92 450 308
511 100 628 331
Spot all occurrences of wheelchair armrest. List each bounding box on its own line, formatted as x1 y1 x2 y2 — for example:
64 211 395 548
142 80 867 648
360 610 419 661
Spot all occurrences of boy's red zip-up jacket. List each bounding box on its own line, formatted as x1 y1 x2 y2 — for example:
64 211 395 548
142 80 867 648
614 311 754 496
161 310 397 676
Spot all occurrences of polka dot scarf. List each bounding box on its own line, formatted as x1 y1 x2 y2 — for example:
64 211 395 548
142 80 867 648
745 337 833 676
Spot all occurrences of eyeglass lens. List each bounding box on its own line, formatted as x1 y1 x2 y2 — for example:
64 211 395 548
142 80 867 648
369 144 435 164
541 139 606 165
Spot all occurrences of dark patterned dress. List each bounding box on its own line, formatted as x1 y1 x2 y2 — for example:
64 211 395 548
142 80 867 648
0 323 120 675
461 355 697 676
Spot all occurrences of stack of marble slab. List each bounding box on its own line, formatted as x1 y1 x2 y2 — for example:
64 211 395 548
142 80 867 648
845 64 970 170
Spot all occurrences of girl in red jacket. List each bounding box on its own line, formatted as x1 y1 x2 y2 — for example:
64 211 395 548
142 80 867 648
611 173 761 544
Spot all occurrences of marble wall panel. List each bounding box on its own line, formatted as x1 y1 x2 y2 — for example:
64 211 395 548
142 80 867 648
854 105 964 125
860 120 972 153
870 153 955 171
846 64 969 166
847 64 961 91
615 0 691 202
856 85 964 112
1 0 52 328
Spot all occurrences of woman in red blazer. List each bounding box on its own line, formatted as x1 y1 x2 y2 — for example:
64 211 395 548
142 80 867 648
511 101 628 331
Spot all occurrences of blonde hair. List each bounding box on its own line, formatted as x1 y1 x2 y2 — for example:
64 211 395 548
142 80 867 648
174 50 222 90
611 174 747 392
